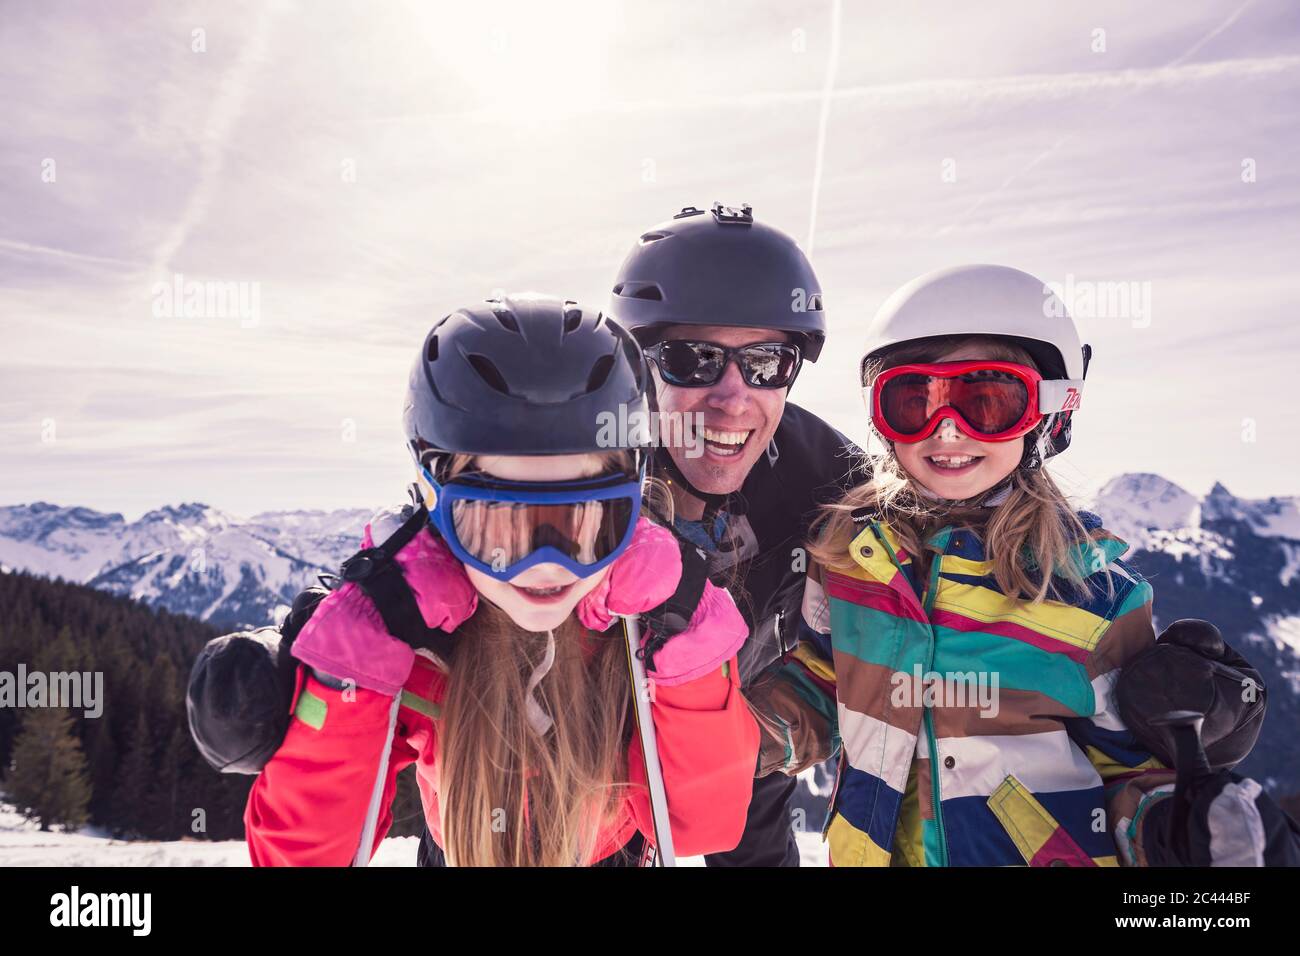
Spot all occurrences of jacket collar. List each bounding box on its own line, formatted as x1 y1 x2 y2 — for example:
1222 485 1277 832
846 511 1131 582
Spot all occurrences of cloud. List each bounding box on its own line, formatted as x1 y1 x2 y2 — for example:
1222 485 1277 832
144 1 288 283
947 1 1275 229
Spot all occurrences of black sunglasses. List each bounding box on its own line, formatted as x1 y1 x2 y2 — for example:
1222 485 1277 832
645 340 803 389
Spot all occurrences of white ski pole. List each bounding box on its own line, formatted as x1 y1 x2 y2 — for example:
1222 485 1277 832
353 693 402 867
622 615 676 867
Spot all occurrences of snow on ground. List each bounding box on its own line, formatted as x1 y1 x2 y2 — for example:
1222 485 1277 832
0 800 829 866
1268 615 1300 658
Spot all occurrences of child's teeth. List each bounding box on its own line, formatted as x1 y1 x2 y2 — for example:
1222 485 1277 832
930 455 977 468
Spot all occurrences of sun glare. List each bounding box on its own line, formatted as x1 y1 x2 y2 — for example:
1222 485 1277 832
402 0 620 118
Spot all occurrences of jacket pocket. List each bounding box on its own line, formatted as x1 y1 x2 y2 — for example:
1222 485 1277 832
987 774 1097 867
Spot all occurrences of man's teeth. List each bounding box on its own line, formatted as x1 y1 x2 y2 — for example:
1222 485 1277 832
928 454 980 469
702 427 752 456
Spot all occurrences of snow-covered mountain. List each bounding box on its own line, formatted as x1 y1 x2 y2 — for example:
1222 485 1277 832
1085 474 1300 793
1090 473 1300 558
0 501 371 629
1086 474 1300 591
1086 473 1203 547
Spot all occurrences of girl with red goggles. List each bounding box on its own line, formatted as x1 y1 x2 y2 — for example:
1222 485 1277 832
744 265 1195 869
864 359 1084 445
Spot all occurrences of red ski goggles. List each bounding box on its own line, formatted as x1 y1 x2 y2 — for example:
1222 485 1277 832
863 361 1083 444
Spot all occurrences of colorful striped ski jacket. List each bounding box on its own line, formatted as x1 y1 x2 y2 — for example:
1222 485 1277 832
746 511 1176 866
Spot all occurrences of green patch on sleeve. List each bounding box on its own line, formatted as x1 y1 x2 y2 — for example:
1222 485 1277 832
294 688 327 730
400 689 442 720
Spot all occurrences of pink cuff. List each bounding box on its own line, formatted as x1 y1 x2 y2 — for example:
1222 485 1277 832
646 580 748 687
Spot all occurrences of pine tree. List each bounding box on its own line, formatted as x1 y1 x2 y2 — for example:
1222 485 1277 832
0 570 248 839
109 710 153 837
83 716 119 824
6 708 91 831
146 725 187 837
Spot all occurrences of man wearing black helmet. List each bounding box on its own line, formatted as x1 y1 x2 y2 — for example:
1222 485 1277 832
606 203 862 866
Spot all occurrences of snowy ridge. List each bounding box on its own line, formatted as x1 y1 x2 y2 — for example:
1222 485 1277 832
1086 473 1300 572
0 501 371 629
1203 482 1300 540
1087 472 1202 547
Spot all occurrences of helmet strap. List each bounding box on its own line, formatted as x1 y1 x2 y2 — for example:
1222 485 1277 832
1020 412 1068 472
645 376 731 519
653 445 731 519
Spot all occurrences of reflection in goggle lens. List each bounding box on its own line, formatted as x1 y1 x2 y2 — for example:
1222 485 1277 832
450 498 633 568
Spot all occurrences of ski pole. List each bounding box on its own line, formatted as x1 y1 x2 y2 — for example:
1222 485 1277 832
622 614 676 867
353 693 402 867
1149 709 1212 862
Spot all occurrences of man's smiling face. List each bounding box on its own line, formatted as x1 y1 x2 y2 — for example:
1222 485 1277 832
650 324 790 497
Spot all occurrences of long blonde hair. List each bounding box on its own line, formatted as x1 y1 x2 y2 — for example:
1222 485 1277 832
436 449 671 866
809 335 1095 604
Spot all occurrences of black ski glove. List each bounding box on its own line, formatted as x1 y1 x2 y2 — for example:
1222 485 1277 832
1117 619 1265 772
1143 770 1300 866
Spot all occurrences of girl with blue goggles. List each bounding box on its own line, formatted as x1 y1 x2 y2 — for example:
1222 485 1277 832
415 450 645 582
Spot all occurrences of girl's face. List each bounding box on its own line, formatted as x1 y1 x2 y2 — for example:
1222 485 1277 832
892 342 1025 501
461 453 613 633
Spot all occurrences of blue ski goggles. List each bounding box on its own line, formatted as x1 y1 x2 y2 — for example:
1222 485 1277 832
417 465 644 581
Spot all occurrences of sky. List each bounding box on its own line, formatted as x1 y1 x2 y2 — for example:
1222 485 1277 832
2 0 1298 520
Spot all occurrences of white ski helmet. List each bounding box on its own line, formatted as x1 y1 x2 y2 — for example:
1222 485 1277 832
860 264 1091 467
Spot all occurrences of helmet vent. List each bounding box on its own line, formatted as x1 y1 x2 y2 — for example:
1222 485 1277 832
585 353 615 395
425 335 438 362
563 308 583 334
613 280 663 302
467 354 510 394
806 293 824 311
489 307 520 334
638 231 669 245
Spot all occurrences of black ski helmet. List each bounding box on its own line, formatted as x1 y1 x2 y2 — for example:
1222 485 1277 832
607 203 826 362
402 293 651 466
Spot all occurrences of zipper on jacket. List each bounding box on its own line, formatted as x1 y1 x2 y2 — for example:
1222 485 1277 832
822 748 847 840
920 539 950 867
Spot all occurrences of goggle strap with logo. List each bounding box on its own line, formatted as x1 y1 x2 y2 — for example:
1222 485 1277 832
1036 379 1085 414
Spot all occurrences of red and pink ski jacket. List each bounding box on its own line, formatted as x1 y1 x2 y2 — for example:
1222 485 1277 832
244 515 760 866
